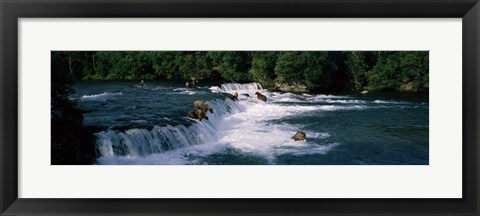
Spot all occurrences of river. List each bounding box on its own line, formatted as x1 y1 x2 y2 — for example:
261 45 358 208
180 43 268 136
73 81 429 165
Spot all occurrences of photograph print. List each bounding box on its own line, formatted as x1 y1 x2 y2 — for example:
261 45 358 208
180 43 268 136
51 51 429 165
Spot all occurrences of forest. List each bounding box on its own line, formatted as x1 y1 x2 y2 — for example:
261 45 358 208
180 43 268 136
53 51 429 92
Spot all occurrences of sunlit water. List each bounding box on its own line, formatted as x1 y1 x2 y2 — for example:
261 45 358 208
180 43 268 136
73 81 429 165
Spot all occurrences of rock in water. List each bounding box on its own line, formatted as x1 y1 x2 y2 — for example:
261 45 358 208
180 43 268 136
292 131 306 141
194 100 213 113
275 83 309 93
255 92 267 102
187 109 208 121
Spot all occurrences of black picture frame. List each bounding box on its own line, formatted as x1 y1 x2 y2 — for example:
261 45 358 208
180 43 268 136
1 0 479 215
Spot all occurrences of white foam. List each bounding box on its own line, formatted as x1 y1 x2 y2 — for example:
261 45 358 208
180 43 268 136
95 96 341 164
322 99 366 104
308 94 350 100
316 105 367 111
93 83 359 164
306 131 331 139
274 97 303 103
284 143 340 156
269 93 367 105
209 86 223 93
95 98 242 159
171 88 198 95
149 86 170 91
221 83 263 92
96 142 228 165
80 92 122 101
373 100 413 105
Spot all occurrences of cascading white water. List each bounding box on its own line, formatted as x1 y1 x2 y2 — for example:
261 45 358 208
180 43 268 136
220 83 263 92
78 80 428 165
95 98 243 158
93 82 351 164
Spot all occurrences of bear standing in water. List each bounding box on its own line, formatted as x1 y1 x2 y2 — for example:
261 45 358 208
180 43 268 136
187 109 209 121
222 92 238 101
194 100 213 113
255 92 267 102
292 131 306 141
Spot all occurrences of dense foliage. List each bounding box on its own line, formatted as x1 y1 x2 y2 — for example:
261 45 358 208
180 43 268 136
51 52 95 164
57 51 428 92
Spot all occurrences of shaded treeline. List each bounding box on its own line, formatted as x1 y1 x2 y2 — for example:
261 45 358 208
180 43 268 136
54 51 429 92
51 53 95 165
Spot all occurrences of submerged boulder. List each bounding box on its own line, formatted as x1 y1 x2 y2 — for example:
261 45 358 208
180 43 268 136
255 92 267 102
274 83 309 93
194 100 213 113
292 131 306 141
187 109 208 121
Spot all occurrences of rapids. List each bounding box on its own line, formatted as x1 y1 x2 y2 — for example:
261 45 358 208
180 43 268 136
73 81 429 165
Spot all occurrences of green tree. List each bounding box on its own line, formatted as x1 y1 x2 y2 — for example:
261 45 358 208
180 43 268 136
346 51 368 90
208 51 251 82
176 52 213 82
398 51 429 91
365 52 401 91
152 51 180 80
275 51 329 90
274 51 305 84
302 52 328 90
55 51 429 92
249 52 278 88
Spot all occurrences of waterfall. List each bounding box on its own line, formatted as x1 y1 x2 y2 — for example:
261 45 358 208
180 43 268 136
95 98 243 158
220 83 263 92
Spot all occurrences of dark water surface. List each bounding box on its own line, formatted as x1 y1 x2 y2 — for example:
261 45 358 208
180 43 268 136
73 81 429 165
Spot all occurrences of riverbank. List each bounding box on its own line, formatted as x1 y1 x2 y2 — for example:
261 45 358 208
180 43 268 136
54 51 429 93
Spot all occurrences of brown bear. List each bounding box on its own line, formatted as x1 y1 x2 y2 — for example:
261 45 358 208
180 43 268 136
187 109 209 121
255 92 267 102
194 100 213 113
222 92 238 101
292 131 306 141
